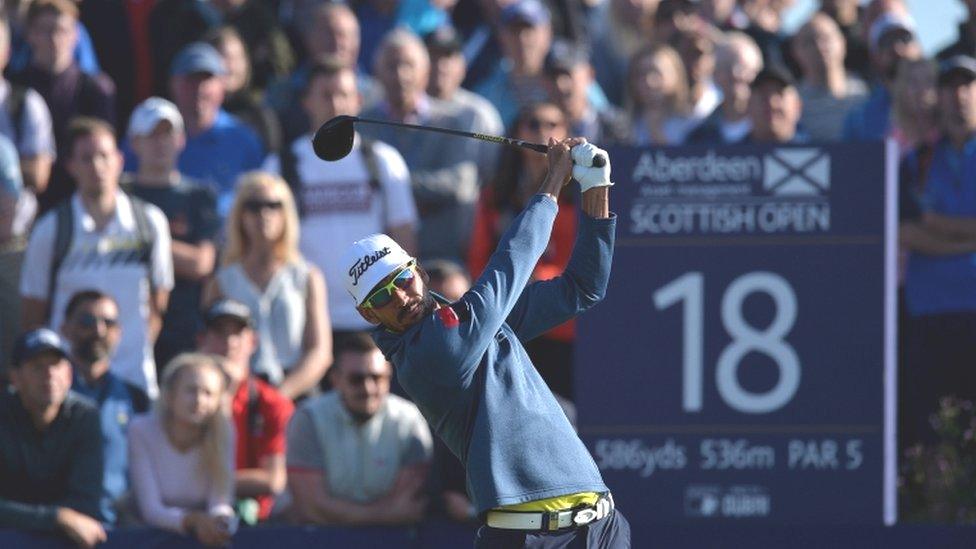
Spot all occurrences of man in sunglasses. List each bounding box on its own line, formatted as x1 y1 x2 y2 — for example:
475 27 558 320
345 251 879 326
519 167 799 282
60 289 149 525
341 137 629 547
286 331 432 525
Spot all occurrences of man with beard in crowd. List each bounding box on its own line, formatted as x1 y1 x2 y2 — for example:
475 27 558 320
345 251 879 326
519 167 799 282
60 290 149 525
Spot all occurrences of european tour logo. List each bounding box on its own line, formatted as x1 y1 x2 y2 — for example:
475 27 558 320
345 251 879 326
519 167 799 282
349 247 391 286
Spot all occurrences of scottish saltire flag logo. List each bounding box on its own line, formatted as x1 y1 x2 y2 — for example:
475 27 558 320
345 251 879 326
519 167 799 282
763 149 830 196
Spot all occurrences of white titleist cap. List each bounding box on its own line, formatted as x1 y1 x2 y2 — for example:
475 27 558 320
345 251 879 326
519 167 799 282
341 234 413 306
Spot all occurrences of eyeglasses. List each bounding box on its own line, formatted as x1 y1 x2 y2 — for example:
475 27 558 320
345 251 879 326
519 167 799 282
77 313 119 329
243 199 284 213
361 261 416 310
524 117 564 132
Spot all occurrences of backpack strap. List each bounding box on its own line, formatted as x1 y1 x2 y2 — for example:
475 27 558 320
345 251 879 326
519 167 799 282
47 199 74 319
126 193 157 299
359 137 387 225
5 83 28 147
279 142 303 217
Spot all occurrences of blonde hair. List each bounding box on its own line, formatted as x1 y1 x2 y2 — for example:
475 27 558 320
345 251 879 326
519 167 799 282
222 171 301 266
626 43 691 117
157 353 233 495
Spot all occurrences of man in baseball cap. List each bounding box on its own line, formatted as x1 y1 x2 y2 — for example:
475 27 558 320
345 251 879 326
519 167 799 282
197 298 293 523
124 94 219 367
898 53 976 450
745 65 806 144
843 10 920 141
167 41 264 217
343 138 630 547
0 327 108 545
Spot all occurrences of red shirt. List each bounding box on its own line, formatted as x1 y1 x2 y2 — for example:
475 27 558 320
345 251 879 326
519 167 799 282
468 187 578 341
231 377 294 519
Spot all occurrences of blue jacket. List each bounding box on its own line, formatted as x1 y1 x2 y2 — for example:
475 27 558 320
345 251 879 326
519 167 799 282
841 85 892 142
374 194 615 513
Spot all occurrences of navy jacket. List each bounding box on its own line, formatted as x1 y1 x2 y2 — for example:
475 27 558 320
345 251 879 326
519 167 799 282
375 194 616 513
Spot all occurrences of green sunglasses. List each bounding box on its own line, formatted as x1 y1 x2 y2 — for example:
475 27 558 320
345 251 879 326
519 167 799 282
361 261 416 309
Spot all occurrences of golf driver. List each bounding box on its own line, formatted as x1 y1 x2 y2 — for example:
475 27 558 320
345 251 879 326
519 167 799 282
312 115 606 167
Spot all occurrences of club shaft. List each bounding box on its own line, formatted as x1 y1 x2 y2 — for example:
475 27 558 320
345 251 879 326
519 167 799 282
352 117 605 166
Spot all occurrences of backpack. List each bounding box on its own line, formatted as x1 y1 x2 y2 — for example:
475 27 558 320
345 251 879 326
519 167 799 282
280 136 386 220
47 193 157 317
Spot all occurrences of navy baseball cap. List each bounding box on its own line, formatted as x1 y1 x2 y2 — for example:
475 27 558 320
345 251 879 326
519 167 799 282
545 40 590 74
12 328 70 366
170 42 227 77
204 299 253 329
425 26 463 55
938 55 976 86
751 65 797 91
501 0 550 27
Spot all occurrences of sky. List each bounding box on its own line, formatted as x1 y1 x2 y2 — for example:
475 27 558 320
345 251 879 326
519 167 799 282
782 0 968 56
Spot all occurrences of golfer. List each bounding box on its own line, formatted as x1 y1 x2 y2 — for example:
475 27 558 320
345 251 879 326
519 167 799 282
340 137 629 547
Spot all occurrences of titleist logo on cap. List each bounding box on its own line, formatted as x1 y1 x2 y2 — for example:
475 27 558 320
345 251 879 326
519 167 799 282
349 247 391 286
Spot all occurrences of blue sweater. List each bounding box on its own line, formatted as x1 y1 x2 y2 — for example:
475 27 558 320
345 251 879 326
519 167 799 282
374 194 615 513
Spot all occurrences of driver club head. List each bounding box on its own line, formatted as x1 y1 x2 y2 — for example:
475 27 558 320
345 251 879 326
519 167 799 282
312 115 358 161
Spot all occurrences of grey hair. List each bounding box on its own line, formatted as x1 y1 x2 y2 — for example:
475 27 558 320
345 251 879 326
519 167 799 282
715 31 764 72
372 27 429 78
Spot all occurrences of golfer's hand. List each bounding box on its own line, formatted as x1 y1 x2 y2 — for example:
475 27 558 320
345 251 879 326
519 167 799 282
544 137 588 191
571 143 613 192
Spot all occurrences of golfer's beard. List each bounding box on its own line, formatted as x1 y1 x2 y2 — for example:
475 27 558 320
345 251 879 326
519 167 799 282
400 291 437 323
419 291 437 316
75 338 111 363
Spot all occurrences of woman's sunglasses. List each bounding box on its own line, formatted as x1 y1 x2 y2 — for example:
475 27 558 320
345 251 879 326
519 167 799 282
243 199 284 213
361 261 416 309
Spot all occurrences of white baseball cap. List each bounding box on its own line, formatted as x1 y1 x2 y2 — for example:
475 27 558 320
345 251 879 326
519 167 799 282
127 97 184 138
341 234 414 306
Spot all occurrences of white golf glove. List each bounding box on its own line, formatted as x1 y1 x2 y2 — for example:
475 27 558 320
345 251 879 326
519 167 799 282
571 142 613 193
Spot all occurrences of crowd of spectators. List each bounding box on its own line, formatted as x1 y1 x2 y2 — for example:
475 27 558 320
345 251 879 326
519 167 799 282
0 0 974 544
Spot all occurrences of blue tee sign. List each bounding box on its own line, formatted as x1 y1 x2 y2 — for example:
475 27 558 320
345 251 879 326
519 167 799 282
576 143 896 527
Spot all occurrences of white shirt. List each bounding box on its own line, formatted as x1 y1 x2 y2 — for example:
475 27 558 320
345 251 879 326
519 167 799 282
216 260 309 384
264 133 418 330
20 191 174 397
287 392 433 503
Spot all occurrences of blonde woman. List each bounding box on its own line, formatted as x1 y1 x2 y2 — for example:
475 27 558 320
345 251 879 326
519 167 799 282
626 44 692 145
203 171 331 399
128 353 236 546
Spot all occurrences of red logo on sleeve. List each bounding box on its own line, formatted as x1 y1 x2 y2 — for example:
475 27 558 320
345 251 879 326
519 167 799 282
437 306 460 328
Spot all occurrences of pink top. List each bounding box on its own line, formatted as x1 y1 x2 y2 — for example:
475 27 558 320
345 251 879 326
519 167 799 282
127 413 235 532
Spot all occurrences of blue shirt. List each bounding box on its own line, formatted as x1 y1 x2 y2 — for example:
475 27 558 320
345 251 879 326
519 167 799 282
178 109 265 216
72 371 149 524
125 176 220 350
374 195 615 513
841 85 892 142
904 136 976 315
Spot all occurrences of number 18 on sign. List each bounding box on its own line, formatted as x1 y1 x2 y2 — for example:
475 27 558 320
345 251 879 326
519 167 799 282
576 143 896 526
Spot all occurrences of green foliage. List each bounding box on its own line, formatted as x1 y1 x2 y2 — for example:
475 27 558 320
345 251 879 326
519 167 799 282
900 397 976 523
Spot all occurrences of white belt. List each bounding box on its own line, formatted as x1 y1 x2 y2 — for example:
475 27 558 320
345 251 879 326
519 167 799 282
485 494 614 531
